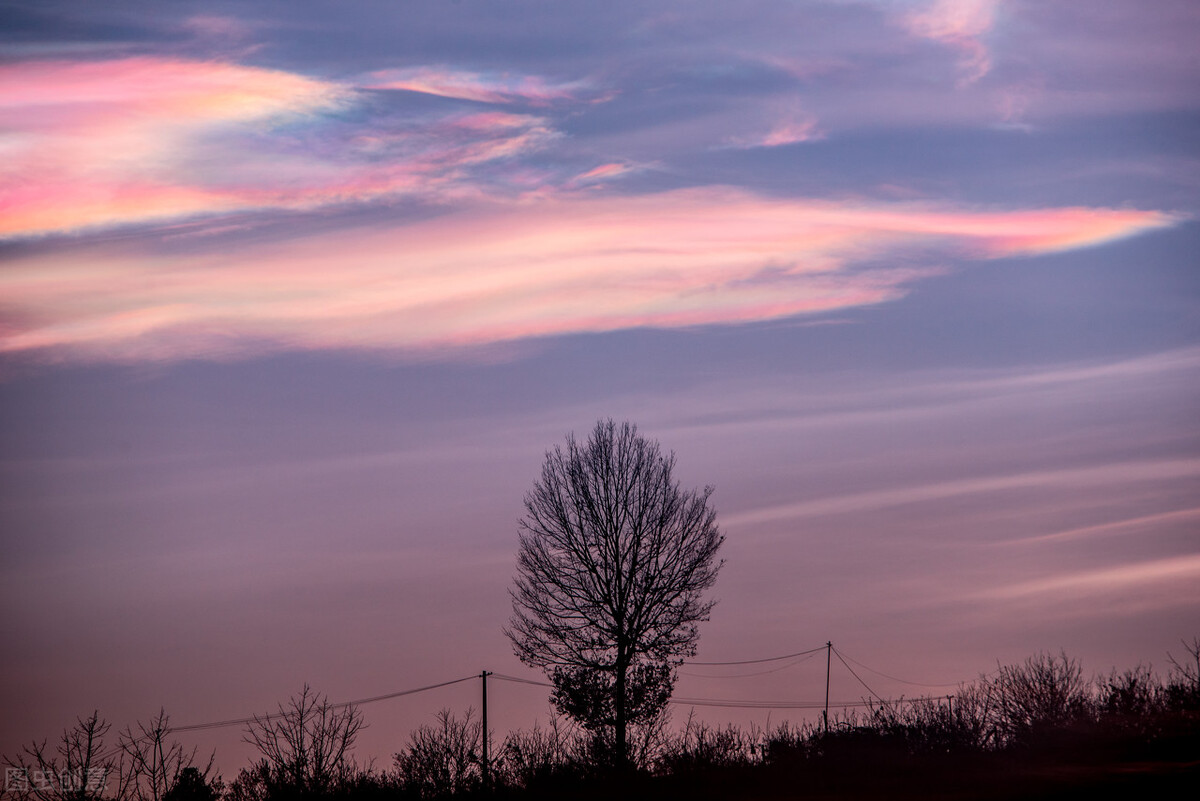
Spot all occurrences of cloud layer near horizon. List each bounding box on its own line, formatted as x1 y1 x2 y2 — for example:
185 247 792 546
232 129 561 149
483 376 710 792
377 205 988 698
1 0 1198 773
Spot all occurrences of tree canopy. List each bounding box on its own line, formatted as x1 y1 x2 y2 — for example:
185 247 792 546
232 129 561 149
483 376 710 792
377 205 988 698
506 419 724 765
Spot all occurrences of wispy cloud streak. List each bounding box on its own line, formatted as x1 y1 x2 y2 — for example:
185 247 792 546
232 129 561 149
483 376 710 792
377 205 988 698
363 67 590 105
725 458 1200 526
976 554 1200 602
997 507 1200 547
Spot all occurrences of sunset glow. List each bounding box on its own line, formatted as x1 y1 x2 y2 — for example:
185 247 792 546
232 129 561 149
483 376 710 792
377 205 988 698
1 0 1196 784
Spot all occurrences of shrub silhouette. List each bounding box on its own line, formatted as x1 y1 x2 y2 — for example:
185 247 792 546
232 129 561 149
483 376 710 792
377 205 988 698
986 651 1091 749
161 768 219 801
656 714 756 774
392 709 482 799
497 715 580 790
9 642 1199 800
233 685 363 801
3 712 116 801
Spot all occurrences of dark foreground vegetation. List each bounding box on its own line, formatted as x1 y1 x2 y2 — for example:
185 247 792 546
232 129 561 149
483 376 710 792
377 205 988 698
8 643 1199 801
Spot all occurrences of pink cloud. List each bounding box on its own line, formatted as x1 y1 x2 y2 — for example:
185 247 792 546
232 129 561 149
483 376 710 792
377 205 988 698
730 118 822 149
0 58 558 238
577 163 631 181
1000 507 1200 547
363 67 586 105
0 188 1175 361
568 162 637 187
903 0 998 84
725 457 1200 526
181 15 254 42
977 554 1200 602
442 111 544 132
0 57 346 236
0 56 342 128
760 120 821 147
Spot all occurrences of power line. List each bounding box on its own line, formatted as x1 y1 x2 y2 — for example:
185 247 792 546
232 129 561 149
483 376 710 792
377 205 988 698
491 673 552 688
493 670 949 712
339 676 478 709
670 695 949 710
670 697 877 710
38 677 482 774
681 651 821 679
44 651 971 774
77 646 973 747
168 675 478 733
493 673 894 710
832 647 893 715
684 644 827 666
833 648 967 689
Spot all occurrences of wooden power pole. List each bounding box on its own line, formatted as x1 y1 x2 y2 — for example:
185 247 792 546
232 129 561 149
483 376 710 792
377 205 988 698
824 641 832 733
480 670 492 789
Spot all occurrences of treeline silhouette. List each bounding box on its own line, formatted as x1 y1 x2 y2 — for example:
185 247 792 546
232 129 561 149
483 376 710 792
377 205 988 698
7 642 1198 801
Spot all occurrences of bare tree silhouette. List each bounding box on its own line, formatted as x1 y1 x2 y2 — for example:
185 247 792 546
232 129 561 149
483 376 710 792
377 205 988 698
238 685 363 799
3 712 117 801
506 419 724 767
118 710 214 801
393 708 482 798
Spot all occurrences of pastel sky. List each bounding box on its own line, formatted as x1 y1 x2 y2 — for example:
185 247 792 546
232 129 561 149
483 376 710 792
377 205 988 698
2 0 1198 773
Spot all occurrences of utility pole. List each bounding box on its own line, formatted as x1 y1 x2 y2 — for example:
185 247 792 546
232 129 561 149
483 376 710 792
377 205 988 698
824 641 832 734
152 726 164 801
480 670 492 790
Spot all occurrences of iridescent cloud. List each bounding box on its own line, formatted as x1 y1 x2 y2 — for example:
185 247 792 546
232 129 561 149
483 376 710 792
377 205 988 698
902 0 998 84
568 162 637 187
0 57 347 237
0 188 1175 361
362 67 588 105
728 118 822 149
0 58 560 238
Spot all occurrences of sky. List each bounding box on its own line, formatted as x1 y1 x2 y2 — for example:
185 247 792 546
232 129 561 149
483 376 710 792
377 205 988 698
1 0 1198 775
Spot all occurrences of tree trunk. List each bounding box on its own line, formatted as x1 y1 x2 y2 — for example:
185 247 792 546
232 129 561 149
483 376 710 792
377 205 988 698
614 657 628 770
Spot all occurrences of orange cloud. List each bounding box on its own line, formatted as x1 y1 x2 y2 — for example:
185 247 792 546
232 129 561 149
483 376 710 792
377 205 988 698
0 188 1175 361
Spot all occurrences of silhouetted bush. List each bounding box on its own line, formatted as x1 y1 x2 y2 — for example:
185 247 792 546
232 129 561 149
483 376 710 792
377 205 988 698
10 642 1199 801
986 651 1092 749
496 715 581 790
120 711 217 801
161 768 221 801
232 686 364 801
655 714 757 774
3 712 117 801
392 709 482 799
1165 637 1200 712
